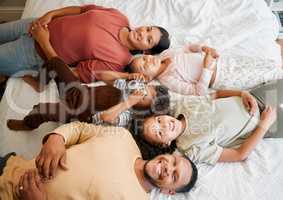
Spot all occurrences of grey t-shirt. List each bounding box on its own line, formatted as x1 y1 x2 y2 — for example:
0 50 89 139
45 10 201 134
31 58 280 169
171 94 260 165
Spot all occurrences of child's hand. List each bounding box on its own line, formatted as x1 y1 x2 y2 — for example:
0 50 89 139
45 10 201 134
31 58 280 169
259 106 277 131
203 50 216 70
30 22 50 45
128 73 149 82
241 91 258 116
202 46 219 59
127 90 146 105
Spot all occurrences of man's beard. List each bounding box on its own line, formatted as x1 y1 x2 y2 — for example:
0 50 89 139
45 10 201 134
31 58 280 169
143 160 160 188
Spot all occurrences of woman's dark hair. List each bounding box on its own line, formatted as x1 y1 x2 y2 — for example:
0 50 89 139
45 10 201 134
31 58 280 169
176 157 198 193
130 26 170 55
130 116 177 160
150 26 170 55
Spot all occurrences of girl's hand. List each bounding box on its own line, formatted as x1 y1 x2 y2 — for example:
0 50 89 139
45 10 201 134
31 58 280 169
128 73 149 82
127 90 146 105
29 12 53 35
202 46 219 59
30 22 50 45
259 106 277 131
100 112 118 124
241 91 258 116
203 50 216 70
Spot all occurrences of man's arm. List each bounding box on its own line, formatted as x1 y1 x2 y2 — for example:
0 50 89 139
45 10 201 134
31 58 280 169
218 106 276 162
36 122 101 180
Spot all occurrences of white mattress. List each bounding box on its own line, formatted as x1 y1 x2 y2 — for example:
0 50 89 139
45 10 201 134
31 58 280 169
0 0 282 200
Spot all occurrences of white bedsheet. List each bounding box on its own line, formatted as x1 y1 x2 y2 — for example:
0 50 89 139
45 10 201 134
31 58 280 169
0 0 282 200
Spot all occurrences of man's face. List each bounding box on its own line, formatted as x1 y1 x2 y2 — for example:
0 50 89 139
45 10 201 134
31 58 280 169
144 154 192 195
128 26 162 50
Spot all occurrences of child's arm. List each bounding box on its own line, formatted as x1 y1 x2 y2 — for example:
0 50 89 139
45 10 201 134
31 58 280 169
218 106 276 162
97 90 145 125
96 71 148 85
211 90 258 116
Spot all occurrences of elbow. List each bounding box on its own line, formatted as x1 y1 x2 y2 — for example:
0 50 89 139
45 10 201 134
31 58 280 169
237 150 249 161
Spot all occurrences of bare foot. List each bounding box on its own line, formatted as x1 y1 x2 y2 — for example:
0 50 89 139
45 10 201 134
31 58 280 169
7 119 34 131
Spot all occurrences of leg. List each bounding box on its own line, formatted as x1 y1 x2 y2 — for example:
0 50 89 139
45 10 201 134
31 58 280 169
0 34 43 76
250 79 283 138
7 102 71 131
0 18 34 44
212 55 283 90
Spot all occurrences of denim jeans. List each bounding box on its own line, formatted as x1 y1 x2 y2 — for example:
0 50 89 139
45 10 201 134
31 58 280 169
0 18 44 76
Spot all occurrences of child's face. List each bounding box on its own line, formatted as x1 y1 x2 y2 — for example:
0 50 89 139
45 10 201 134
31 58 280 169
143 115 183 147
131 55 162 79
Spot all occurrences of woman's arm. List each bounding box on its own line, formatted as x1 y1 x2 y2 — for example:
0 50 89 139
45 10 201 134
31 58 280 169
218 106 276 162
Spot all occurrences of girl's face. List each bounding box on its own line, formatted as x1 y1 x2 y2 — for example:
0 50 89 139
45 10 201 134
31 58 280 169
143 115 183 147
131 55 162 79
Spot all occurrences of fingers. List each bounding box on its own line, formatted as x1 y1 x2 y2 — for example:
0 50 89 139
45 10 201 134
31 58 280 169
49 158 60 179
34 171 44 191
42 157 52 180
59 153 68 171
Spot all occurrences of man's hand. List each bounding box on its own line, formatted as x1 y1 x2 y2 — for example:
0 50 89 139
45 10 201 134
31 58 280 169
259 106 277 131
18 170 46 200
29 12 53 35
30 22 50 46
128 73 149 82
35 134 68 180
241 91 258 116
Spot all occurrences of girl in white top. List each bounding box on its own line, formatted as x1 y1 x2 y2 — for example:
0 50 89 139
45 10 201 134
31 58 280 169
129 44 283 95
132 89 277 165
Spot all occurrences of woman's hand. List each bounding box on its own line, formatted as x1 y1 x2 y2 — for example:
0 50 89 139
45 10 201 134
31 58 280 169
30 22 50 46
259 106 277 131
29 12 53 35
241 91 258 116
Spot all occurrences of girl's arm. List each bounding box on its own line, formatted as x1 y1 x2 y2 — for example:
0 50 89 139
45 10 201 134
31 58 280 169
96 71 148 85
218 106 276 162
98 90 145 124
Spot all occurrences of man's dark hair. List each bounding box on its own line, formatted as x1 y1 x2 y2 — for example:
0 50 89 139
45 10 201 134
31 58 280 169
150 26 170 54
176 156 198 193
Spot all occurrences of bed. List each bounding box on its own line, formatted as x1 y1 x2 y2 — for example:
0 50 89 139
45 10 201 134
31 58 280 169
1 0 283 200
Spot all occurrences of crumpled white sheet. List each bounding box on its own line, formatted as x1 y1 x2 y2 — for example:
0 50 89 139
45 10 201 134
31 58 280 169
0 0 281 200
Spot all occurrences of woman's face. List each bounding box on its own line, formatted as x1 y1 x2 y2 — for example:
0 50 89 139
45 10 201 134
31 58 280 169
128 26 162 50
143 115 183 147
131 55 162 79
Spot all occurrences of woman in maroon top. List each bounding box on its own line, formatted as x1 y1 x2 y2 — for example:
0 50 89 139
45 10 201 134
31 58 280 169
0 4 170 84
